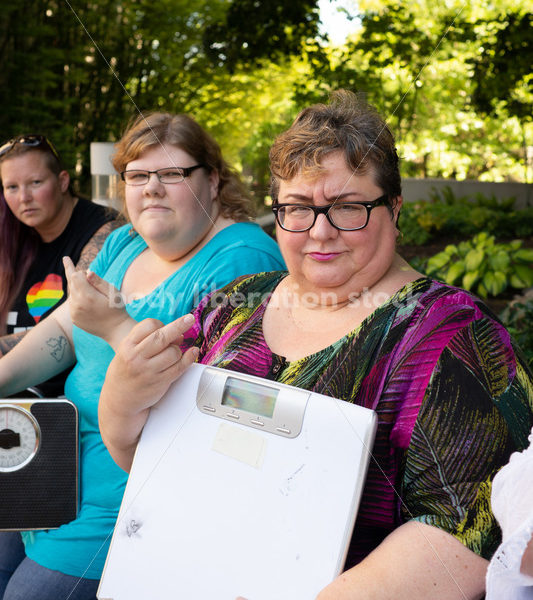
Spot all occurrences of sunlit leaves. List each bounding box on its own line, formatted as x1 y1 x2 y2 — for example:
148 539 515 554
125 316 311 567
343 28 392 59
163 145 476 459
301 0 532 182
424 233 533 298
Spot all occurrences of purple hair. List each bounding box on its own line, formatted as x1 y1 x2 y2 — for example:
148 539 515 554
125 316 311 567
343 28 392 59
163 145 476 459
0 190 38 334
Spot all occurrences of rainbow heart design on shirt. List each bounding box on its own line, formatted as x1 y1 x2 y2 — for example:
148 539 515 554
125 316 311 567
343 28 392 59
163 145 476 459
26 273 65 323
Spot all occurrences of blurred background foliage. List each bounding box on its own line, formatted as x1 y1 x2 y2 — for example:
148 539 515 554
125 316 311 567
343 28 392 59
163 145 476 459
398 187 533 246
0 0 531 203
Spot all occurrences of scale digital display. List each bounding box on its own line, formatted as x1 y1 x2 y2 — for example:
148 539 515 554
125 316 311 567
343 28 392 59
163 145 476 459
221 377 278 418
196 367 310 437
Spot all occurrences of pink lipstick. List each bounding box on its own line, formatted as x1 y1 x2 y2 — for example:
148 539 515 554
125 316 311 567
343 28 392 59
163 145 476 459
308 252 340 261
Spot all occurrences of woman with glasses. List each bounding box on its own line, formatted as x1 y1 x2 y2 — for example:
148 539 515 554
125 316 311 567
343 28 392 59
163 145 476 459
0 134 121 396
95 91 532 599
0 113 284 600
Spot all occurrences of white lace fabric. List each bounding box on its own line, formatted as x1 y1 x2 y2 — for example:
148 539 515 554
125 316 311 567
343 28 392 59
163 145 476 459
486 428 533 599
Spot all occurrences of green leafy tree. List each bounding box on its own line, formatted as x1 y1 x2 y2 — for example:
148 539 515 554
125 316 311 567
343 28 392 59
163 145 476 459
0 0 321 192
470 12 532 122
285 0 532 182
203 0 322 69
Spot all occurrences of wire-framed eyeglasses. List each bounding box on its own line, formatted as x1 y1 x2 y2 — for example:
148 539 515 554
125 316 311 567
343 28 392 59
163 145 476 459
0 135 61 162
272 194 390 232
120 165 204 186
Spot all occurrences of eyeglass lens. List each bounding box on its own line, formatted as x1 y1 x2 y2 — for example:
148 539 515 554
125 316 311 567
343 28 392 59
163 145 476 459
122 169 184 185
121 165 203 185
278 204 369 231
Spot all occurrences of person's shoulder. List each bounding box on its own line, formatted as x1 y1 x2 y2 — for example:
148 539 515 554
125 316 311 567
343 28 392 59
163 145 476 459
88 223 141 275
95 223 138 258
71 197 123 231
413 278 493 317
204 271 286 304
418 279 525 380
102 222 136 245
74 196 112 217
210 222 285 268
194 271 286 330
207 270 283 292
216 222 280 250
229 269 285 291
393 278 509 352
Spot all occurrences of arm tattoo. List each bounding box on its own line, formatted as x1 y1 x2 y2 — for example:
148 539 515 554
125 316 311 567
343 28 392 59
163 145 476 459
0 331 27 356
76 218 125 272
46 336 68 362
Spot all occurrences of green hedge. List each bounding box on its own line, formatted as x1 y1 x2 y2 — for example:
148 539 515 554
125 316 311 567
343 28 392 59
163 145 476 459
399 186 533 246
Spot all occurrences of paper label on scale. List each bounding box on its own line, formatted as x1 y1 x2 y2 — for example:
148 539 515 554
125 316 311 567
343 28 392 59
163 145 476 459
212 422 266 469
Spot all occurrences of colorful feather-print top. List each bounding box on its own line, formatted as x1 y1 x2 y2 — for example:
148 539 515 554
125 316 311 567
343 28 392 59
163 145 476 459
183 272 533 567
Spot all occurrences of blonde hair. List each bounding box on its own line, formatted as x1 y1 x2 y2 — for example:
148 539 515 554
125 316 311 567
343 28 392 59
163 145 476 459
113 112 254 221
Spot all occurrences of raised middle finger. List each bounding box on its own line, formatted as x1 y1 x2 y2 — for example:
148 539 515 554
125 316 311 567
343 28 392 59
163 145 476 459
130 314 195 361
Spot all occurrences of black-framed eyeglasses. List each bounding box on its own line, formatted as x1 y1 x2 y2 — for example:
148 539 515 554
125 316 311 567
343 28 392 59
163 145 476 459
120 165 205 186
272 194 390 232
0 134 61 162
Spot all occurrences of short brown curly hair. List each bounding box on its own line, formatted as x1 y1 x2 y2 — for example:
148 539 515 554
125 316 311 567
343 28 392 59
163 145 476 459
269 90 401 210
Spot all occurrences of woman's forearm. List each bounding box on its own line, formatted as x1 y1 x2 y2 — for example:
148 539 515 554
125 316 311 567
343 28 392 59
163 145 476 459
316 521 487 600
0 302 75 396
0 330 27 356
98 387 149 472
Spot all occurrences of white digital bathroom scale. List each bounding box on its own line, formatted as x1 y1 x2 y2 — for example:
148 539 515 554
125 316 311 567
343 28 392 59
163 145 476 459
98 363 377 600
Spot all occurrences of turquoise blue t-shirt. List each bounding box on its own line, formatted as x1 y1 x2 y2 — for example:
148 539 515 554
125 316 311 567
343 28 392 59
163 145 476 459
22 222 285 578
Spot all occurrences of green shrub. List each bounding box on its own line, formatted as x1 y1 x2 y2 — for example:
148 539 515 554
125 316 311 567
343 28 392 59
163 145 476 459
397 206 432 245
399 186 533 246
423 232 533 298
406 255 427 273
500 298 533 370
498 209 533 239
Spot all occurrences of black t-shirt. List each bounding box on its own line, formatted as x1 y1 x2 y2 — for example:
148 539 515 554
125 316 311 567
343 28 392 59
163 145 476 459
7 197 117 396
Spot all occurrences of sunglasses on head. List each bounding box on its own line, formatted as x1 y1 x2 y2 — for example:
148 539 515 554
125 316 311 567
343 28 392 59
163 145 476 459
0 135 61 162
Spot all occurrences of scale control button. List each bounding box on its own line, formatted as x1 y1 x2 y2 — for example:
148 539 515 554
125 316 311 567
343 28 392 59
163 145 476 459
202 405 216 412
250 419 264 427
226 413 240 420
276 426 291 435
